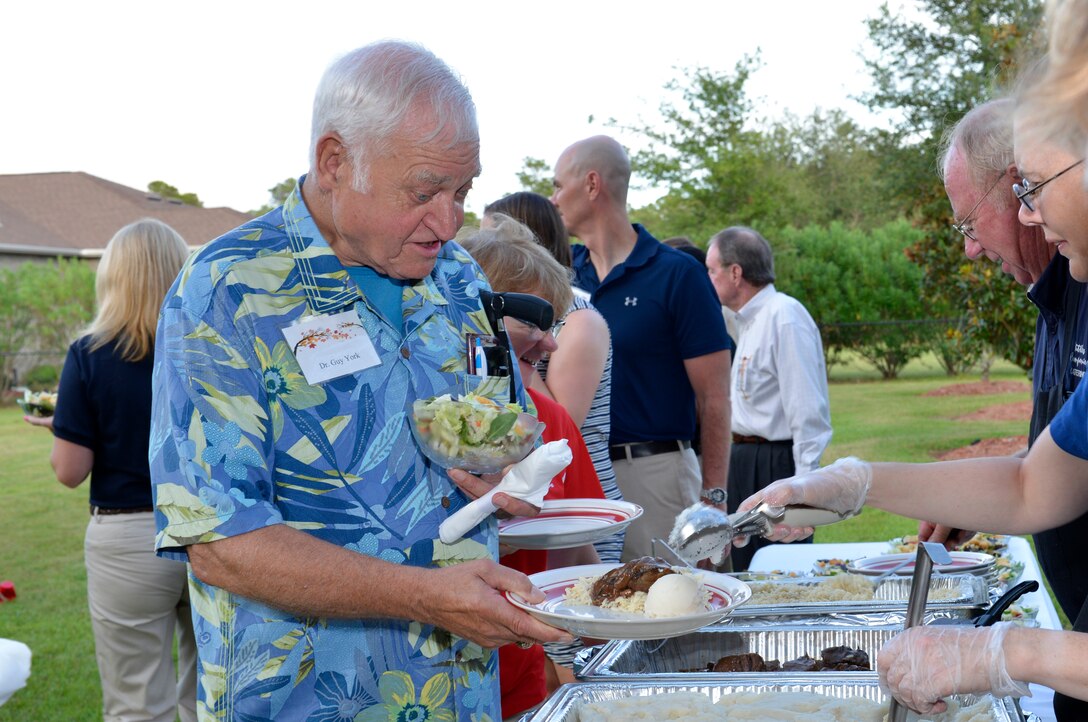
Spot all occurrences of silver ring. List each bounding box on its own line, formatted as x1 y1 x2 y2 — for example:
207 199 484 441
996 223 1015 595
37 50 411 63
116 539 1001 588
516 640 533 649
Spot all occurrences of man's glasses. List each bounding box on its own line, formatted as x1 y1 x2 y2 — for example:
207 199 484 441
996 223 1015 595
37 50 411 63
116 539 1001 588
1013 159 1085 212
952 172 1005 242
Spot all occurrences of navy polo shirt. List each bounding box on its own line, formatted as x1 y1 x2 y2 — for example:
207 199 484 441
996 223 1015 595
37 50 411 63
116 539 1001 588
52 336 155 508
1028 252 1088 437
572 224 734 444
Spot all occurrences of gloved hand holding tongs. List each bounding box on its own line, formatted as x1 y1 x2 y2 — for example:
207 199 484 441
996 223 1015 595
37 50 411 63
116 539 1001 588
667 461 864 565
878 579 1037 715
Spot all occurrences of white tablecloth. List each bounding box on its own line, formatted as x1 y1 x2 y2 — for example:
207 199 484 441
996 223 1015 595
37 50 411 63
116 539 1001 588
749 538 1058 721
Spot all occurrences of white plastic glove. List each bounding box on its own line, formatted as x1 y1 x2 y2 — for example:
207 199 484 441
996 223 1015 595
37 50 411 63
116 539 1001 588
878 622 1030 715
732 457 872 546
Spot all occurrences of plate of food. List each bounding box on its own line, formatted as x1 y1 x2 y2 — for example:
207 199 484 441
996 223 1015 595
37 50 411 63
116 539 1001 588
17 389 57 418
410 390 544 473
505 558 751 640
886 532 1009 555
994 555 1025 585
1001 601 1039 627
959 532 1010 554
848 551 995 577
498 499 643 550
812 558 852 576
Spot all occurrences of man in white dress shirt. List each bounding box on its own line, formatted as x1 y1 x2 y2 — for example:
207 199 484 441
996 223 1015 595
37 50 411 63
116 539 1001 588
706 226 832 570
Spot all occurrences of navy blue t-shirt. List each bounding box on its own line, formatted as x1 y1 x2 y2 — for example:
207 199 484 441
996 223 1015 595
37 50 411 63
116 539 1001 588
52 336 155 508
571 224 734 444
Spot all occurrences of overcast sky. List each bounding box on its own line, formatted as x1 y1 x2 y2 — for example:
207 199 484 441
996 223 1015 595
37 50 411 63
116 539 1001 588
2 0 891 216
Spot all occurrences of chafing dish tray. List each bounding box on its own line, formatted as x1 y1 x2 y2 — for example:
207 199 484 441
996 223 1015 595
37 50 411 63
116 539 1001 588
525 679 1020 721
729 573 988 619
577 624 896 679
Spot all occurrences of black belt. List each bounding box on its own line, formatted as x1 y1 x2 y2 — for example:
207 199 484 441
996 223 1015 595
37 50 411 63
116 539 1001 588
732 433 791 445
609 439 691 461
90 504 154 516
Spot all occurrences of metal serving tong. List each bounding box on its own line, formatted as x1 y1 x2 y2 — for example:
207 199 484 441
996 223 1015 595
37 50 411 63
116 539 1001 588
668 502 854 565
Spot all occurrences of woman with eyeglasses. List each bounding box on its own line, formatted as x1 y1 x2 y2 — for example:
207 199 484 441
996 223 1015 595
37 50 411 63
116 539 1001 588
724 42 1088 721
482 192 624 568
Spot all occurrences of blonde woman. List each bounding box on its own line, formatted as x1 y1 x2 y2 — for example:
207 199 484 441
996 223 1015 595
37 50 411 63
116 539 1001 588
24 219 196 722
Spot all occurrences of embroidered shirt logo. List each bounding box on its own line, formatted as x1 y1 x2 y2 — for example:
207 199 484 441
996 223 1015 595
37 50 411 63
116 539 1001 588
624 297 638 306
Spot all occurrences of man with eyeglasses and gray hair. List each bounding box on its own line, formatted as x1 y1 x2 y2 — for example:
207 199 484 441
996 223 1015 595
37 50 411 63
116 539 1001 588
934 97 1088 628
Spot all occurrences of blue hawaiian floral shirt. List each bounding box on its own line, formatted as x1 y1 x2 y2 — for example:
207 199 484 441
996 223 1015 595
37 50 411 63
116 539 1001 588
149 181 515 721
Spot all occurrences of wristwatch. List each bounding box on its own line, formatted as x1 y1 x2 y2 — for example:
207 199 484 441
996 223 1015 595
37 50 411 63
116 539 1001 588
700 487 727 505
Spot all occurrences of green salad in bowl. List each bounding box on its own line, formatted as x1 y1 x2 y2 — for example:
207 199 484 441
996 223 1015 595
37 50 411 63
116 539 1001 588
410 391 543 473
17 389 58 417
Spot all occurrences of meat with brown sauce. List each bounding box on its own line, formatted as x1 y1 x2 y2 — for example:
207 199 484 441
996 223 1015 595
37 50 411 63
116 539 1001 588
701 645 870 673
820 645 870 671
711 652 767 672
590 556 676 605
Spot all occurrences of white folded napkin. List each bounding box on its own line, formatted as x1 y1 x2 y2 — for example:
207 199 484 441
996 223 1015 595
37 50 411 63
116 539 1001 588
439 440 573 544
0 638 31 706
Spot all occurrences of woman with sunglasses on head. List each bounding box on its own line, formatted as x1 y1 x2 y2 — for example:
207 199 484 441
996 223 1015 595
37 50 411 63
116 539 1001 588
482 192 624 568
460 215 604 719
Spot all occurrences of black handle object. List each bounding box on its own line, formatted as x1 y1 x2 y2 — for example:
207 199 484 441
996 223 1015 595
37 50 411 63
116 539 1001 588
477 290 554 404
973 580 1039 628
478 290 554 332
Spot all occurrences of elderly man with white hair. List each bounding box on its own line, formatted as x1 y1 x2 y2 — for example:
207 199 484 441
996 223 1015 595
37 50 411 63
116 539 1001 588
149 41 569 721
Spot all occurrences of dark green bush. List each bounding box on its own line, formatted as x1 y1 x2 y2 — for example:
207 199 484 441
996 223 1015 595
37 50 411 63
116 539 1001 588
24 364 60 390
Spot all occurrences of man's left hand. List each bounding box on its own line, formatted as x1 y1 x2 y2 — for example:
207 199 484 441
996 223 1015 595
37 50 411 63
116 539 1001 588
448 468 542 518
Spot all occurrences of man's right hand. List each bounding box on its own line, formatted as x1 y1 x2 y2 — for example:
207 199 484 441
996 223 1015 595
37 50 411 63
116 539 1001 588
418 559 575 649
918 521 974 551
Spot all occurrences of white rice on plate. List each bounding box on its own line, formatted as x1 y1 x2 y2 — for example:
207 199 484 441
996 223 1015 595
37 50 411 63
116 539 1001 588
562 568 711 616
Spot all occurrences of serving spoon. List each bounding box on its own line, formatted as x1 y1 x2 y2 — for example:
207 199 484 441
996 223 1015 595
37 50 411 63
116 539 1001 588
668 502 854 565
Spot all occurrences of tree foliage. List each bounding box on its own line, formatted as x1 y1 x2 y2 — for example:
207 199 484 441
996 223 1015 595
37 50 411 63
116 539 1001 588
515 157 554 197
0 259 96 388
250 177 299 216
619 57 898 243
776 220 933 378
147 180 203 207
859 0 1044 370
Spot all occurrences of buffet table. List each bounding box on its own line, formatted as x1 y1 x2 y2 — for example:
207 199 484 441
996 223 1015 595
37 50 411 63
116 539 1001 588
749 538 1059 721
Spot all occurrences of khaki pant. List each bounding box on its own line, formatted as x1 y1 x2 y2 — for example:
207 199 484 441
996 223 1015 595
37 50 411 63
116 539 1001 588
611 448 702 562
85 512 196 722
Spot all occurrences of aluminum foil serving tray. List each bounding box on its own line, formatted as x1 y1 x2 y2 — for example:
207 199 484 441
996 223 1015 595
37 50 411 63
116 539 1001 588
728 573 988 620
577 624 896 679
524 679 1021 722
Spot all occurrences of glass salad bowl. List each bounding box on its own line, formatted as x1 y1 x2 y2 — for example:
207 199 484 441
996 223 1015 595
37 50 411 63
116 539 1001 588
409 387 544 474
17 389 57 417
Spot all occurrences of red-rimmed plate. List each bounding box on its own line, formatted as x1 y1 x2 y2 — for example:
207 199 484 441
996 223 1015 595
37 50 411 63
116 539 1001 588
505 563 752 640
847 551 995 577
498 499 643 550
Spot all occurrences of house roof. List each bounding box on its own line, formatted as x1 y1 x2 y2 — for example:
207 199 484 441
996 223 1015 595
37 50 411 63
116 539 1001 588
0 172 253 256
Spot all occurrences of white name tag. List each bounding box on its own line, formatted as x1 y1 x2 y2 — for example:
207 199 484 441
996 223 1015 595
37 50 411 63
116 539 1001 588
281 309 381 385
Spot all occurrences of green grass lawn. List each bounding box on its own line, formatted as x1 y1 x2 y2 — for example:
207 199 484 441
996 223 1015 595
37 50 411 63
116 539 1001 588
0 359 1062 720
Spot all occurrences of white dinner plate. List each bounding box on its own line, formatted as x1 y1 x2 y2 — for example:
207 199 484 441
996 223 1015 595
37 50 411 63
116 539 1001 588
848 551 995 577
505 563 752 640
498 499 643 550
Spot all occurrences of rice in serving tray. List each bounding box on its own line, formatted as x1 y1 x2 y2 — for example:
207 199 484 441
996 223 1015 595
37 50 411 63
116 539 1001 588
576 691 996 721
749 573 960 605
